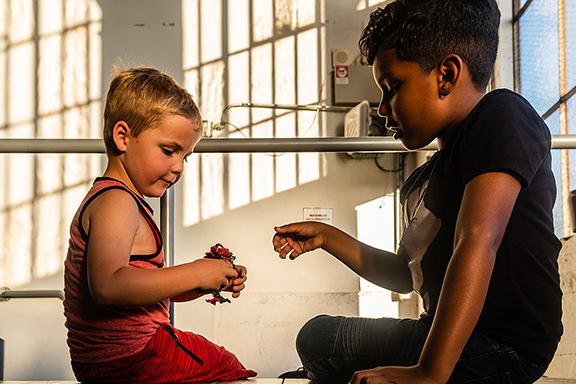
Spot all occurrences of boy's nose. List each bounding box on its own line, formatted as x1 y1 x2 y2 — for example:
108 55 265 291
172 159 184 174
378 98 390 118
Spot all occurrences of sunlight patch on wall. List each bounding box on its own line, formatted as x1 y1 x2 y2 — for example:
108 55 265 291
251 121 274 202
182 0 199 69
0 50 5 126
64 27 88 107
183 155 200 226
201 61 224 123
275 0 316 32
274 36 295 104
201 154 225 220
356 0 389 11
274 113 297 193
297 0 316 28
39 35 63 114
296 28 319 185
228 51 250 127
8 125 34 206
9 42 35 124
275 0 298 32
297 28 318 104
8 0 34 43
37 115 64 194
34 194 63 279
38 0 63 35
5 204 33 286
0 0 102 287
228 130 251 210
184 69 199 102
251 43 273 123
200 0 221 63
253 0 273 42
63 107 91 187
228 0 249 53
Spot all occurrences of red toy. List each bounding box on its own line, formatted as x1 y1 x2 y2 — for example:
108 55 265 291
198 243 237 305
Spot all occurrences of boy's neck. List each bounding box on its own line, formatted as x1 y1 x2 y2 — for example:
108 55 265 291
103 157 143 198
437 87 485 150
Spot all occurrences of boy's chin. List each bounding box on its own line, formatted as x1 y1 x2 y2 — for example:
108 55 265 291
399 137 434 151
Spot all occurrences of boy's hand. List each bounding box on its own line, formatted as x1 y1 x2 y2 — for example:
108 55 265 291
191 258 238 291
222 264 248 298
350 365 441 384
272 221 327 259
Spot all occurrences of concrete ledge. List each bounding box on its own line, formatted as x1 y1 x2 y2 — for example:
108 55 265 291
0 378 574 384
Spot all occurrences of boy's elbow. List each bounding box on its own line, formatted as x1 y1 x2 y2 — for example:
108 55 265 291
89 284 121 307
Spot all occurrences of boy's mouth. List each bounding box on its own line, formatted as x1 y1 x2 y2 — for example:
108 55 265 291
160 178 173 187
386 126 399 138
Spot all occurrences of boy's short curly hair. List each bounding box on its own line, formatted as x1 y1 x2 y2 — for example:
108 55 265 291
103 66 201 156
359 0 500 90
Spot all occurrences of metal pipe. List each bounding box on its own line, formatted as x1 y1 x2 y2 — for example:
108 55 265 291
0 135 575 154
0 337 3 381
160 189 176 325
0 288 64 301
220 102 357 123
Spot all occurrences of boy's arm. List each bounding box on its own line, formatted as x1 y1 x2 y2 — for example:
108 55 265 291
274 222 413 293
350 171 522 384
86 190 237 307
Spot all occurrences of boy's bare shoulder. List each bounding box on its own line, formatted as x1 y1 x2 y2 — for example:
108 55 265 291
82 187 141 233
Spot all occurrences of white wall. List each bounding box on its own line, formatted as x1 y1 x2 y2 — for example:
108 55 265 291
546 235 576 379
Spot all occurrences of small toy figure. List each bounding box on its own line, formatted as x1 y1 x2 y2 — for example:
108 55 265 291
199 243 237 305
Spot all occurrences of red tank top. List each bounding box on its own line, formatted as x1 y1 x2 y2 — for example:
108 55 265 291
64 177 170 363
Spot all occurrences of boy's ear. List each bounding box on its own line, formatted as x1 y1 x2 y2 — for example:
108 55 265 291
437 54 463 96
112 121 131 153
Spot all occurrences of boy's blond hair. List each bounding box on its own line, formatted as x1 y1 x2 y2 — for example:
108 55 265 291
103 66 201 156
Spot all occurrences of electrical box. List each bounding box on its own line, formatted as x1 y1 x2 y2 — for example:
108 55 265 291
333 65 381 106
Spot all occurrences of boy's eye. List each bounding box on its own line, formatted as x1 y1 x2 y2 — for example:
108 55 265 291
162 148 174 156
387 84 399 96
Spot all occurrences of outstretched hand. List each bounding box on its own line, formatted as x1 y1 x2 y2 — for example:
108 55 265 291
272 221 327 260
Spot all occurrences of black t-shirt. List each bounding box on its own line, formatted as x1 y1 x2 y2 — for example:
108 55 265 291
398 89 563 365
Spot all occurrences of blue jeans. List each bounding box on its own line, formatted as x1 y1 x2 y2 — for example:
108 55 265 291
296 315 548 383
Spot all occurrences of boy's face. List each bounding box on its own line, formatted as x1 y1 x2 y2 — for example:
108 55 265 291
373 49 449 150
122 115 201 198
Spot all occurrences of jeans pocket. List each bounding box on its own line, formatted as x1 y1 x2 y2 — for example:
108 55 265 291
162 324 204 365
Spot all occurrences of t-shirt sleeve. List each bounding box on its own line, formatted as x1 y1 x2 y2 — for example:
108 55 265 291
459 91 552 188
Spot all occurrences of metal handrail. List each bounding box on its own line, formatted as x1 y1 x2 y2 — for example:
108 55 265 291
1 135 576 154
0 287 64 301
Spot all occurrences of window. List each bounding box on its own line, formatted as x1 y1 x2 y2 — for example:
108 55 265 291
514 0 576 237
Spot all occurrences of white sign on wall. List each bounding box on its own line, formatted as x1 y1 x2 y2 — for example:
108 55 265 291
303 207 334 225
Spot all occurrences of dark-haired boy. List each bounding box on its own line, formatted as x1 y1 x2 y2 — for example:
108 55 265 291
273 1 562 383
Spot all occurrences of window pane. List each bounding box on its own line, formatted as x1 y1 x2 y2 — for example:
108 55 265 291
519 0 559 115
566 0 576 91
545 110 563 237
568 98 576 192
